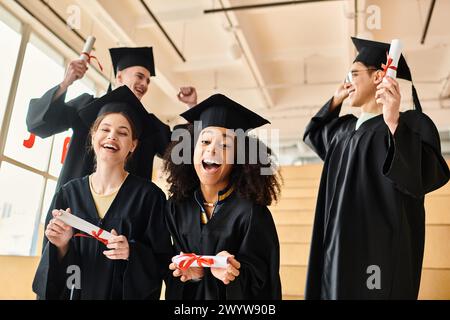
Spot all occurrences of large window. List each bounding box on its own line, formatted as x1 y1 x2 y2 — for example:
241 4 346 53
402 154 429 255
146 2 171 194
0 5 97 256
0 162 43 255
4 34 65 171
0 8 21 127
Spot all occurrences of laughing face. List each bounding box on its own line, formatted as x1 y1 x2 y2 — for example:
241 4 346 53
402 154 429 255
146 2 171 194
193 127 235 190
91 113 138 166
116 66 151 100
346 62 382 107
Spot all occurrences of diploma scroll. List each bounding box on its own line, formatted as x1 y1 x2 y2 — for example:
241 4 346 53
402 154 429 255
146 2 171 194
383 39 403 82
172 253 228 270
55 209 113 245
80 36 96 61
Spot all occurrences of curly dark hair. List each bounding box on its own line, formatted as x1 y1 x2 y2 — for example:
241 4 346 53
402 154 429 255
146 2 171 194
163 124 282 206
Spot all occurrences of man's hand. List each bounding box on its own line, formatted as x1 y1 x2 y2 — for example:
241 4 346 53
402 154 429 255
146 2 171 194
61 59 88 90
177 87 197 108
376 76 401 134
54 59 88 101
330 82 352 111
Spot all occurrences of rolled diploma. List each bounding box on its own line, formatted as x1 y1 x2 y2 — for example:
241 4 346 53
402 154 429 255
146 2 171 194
383 39 402 81
80 36 96 61
172 254 228 269
55 209 113 242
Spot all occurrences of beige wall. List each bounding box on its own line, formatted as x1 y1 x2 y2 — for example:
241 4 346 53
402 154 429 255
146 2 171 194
0 256 40 299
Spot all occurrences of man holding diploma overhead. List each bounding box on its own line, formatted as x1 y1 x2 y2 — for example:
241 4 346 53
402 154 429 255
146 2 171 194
26 43 198 190
303 37 450 299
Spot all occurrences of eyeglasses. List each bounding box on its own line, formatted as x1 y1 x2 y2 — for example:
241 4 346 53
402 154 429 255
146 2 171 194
345 68 378 83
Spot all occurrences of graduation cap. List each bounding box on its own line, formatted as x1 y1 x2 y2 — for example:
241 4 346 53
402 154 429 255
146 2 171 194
78 85 152 139
180 94 270 132
351 37 422 112
109 47 156 77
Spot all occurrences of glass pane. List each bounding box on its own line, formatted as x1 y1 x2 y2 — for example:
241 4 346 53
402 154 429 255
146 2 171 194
0 162 44 256
48 129 73 177
0 9 21 127
4 34 64 171
29 178 58 255
66 76 95 101
48 79 95 177
40 178 57 225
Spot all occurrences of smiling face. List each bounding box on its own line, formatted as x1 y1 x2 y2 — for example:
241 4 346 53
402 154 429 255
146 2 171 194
91 113 138 167
346 62 383 107
193 127 235 190
116 66 151 100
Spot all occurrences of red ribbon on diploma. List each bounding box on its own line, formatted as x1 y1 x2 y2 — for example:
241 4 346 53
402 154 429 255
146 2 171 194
23 133 36 149
381 51 397 76
81 52 104 72
61 136 71 164
74 228 108 245
177 253 215 270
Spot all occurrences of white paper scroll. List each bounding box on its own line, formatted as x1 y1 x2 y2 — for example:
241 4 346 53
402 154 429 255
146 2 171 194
172 254 228 269
55 209 113 242
383 39 403 82
80 36 96 61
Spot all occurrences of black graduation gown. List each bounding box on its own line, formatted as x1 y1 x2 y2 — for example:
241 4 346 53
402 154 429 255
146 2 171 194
165 187 282 300
26 85 171 190
32 174 173 300
303 98 450 300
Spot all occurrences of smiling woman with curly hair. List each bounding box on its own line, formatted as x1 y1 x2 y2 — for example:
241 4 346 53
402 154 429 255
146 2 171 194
163 124 282 206
163 93 282 300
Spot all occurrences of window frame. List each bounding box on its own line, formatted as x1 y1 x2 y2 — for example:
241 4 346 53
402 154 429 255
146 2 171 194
0 3 101 256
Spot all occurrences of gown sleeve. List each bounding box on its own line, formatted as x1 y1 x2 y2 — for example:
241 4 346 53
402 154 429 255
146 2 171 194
32 189 79 300
383 111 450 198
303 97 352 160
225 205 282 300
122 188 173 299
149 114 171 157
26 85 93 138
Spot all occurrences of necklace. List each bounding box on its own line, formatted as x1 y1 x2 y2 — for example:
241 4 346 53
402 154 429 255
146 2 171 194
201 202 215 225
203 201 215 207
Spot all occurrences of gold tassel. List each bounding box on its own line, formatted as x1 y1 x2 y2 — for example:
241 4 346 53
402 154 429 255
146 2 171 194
200 211 209 225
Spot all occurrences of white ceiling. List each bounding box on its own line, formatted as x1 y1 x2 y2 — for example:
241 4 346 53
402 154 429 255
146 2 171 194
6 0 450 162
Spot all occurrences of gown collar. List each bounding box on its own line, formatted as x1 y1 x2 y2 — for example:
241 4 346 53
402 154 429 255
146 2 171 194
194 184 235 225
194 184 235 207
355 111 381 130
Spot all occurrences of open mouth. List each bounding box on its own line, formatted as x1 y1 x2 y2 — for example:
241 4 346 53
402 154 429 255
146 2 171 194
135 87 145 96
102 143 119 152
202 159 221 173
348 88 356 97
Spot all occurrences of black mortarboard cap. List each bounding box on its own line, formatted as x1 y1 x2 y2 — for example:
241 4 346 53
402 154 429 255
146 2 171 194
78 86 152 139
351 37 422 112
109 47 156 77
180 94 270 131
